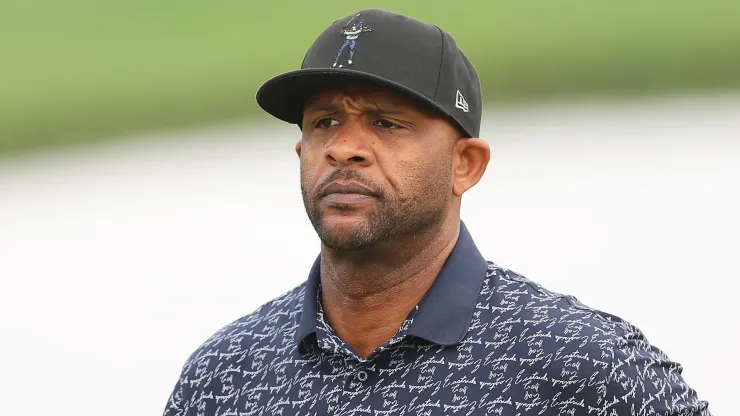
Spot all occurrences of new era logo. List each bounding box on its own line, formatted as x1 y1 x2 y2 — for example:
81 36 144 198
455 90 469 113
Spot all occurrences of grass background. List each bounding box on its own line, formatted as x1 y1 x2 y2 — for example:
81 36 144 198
2 1 740 157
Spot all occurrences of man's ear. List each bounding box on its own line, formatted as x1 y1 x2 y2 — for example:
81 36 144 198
452 138 490 197
295 140 302 158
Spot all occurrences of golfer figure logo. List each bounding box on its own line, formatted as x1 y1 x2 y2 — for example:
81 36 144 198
332 14 372 68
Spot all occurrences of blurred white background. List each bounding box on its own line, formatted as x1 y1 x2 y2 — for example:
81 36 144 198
1 94 737 415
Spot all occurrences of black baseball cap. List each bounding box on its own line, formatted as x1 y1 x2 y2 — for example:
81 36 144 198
255 9 482 138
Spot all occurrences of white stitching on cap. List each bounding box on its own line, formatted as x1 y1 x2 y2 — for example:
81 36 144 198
455 90 469 112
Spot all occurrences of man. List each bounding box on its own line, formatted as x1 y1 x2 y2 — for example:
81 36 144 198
163 9 710 416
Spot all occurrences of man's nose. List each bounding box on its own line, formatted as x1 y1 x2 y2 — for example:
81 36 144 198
324 122 374 167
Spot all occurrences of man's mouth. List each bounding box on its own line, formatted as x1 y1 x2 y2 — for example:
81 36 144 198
320 181 377 204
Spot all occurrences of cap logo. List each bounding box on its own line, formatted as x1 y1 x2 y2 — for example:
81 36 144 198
455 90 469 113
332 14 372 68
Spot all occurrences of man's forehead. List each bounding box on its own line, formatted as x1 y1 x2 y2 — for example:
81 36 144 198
304 83 424 113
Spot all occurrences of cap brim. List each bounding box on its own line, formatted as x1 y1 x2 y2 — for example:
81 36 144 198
255 68 467 135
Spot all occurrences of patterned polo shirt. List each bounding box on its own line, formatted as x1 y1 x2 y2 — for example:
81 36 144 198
163 222 711 416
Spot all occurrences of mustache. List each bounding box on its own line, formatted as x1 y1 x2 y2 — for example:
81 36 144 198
314 170 384 199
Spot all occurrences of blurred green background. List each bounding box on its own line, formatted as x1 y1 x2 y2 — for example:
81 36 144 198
2 1 739 157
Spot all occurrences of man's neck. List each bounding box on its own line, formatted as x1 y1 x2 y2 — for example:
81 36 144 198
319 218 460 359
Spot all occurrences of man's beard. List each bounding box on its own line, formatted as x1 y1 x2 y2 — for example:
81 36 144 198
301 167 450 251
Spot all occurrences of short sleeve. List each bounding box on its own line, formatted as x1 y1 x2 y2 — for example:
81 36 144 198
162 348 204 416
601 326 711 415
162 364 192 416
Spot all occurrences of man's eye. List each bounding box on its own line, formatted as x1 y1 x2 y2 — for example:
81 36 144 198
375 119 398 129
315 118 339 129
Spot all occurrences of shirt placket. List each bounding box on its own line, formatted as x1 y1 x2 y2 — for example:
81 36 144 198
315 288 422 398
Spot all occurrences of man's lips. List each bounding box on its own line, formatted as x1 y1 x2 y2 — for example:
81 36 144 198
321 181 376 197
320 181 378 204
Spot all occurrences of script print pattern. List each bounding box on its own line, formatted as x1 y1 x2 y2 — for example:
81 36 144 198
164 262 710 416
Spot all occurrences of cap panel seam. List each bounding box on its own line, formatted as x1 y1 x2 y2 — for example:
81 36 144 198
432 25 445 101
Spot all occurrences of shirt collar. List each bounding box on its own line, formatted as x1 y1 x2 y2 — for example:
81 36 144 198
295 256 321 349
294 221 488 348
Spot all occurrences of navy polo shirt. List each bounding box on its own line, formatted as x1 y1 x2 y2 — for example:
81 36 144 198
163 222 710 415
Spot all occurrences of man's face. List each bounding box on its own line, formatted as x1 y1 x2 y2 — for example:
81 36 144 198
298 83 461 251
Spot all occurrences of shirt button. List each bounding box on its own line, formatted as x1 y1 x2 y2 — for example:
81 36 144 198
356 370 368 382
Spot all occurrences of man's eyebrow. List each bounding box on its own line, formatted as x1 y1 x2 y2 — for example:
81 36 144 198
374 107 407 115
304 99 412 115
